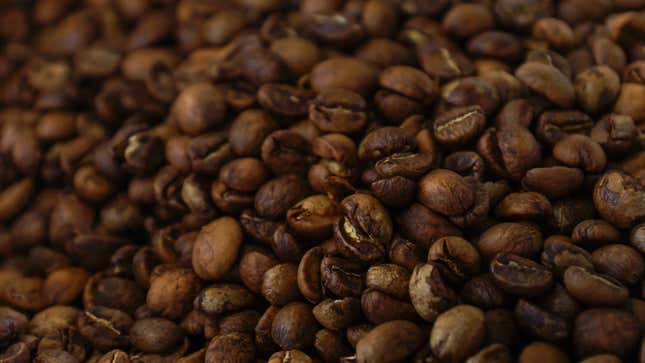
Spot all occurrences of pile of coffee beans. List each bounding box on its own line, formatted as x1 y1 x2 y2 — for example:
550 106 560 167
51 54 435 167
0 0 644 362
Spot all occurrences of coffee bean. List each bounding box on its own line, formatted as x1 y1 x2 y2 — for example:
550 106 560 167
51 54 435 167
409 263 457 322
574 309 640 358
355 320 424 363
564 266 629 306
490 253 554 296
192 217 242 281
431 305 486 363
271 302 319 350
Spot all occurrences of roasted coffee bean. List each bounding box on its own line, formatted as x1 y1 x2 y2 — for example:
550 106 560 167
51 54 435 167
355 320 424 363
431 305 486 363
476 222 543 261
591 244 644 285
427 236 481 284
334 193 392 262
205 332 255 363
461 274 512 309
77 307 133 351
192 217 242 281
271 302 319 351
522 167 584 198
593 171 645 228
519 342 569 363
490 253 554 297
564 266 629 306
541 239 594 276
320 256 364 298
409 263 458 322
515 299 570 342
477 124 542 180
396 203 462 249
515 62 575 108
129 317 184 354
574 309 641 358
194 284 255 315
433 106 486 147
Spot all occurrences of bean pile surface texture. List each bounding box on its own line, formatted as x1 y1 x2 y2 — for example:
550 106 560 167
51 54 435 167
0 0 644 362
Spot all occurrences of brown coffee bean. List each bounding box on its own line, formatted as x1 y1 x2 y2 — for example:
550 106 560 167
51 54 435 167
535 110 593 147
495 192 552 221
271 302 319 350
418 169 476 217
146 266 202 320
375 65 437 123
409 263 457 322
321 255 364 298
476 223 543 261
205 332 255 363
28 305 80 338
533 17 575 49
261 263 301 306
431 305 486 363
256 175 310 220
467 31 522 62
417 40 476 81
574 309 640 358
229 109 278 157
310 57 380 97
441 77 501 116
361 288 418 324
537 283 581 319
519 342 569 363
0 178 34 221
591 114 637 156
522 166 585 198
614 83 645 122
42 267 89 305
355 320 424 363
192 217 242 281
396 203 462 249
461 274 512 309
631 223 645 253
541 239 594 276
0 307 27 346
515 62 575 108
334 193 392 262
477 124 542 180
297 247 324 304
194 284 255 315
490 253 554 296
258 83 315 118
312 297 361 331
553 135 607 173
286 195 340 241
219 158 269 193
309 88 367 133
365 264 410 300
549 197 598 234
515 299 570 341
187 132 233 175
433 106 486 147
467 344 512 363
575 65 621 115
427 236 481 284
564 266 629 306
84 275 144 314
591 244 644 285
593 171 644 228
76 307 132 351
129 317 184 354
0 342 31 363
1 275 48 312
172 83 226 135
442 3 495 39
